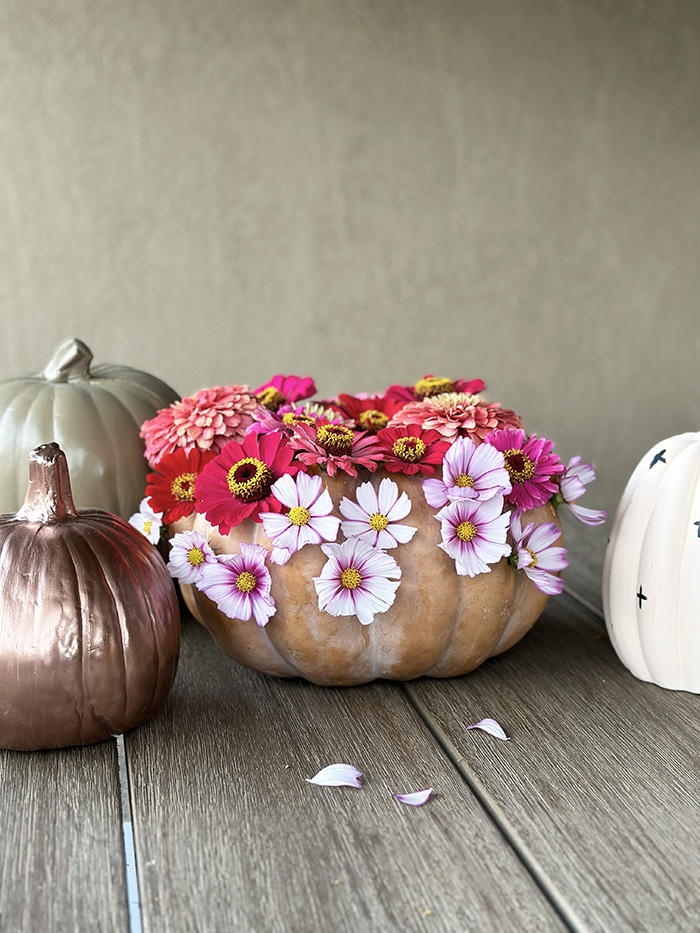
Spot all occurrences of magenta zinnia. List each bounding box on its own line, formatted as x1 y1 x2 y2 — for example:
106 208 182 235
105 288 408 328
195 431 302 534
485 428 564 512
140 385 258 465
435 496 511 577
385 375 487 404
390 393 522 444
198 543 276 627
288 422 384 477
313 538 401 625
254 374 316 411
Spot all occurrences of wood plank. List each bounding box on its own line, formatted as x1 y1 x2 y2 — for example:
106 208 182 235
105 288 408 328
559 512 608 616
409 591 700 933
127 619 569 933
0 741 128 933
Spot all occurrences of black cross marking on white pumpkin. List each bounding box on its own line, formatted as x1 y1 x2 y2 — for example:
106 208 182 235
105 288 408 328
695 521 700 538
649 449 667 469
637 586 647 609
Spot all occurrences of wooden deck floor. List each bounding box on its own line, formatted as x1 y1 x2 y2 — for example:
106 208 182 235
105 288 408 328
2 516 699 932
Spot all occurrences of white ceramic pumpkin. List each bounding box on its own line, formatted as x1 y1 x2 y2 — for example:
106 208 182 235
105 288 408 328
0 338 179 519
603 432 700 692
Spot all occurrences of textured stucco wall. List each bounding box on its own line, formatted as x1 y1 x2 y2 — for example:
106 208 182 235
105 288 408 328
1 0 699 516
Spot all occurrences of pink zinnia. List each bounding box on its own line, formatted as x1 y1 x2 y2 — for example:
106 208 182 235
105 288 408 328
313 538 402 625
254 374 316 411
385 375 487 404
485 428 564 512
435 496 511 577
195 431 302 534
288 422 384 477
198 543 276 627
422 436 512 509
390 393 522 444
260 472 340 565
140 385 258 465
248 402 348 437
510 512 568 595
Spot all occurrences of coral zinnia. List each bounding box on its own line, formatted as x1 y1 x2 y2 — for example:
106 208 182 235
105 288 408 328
145 447 217 524
331 394 404 434
254 374 316 412
385 375 486 404
288 422 384 477
374 423 450 477
140 385 258 465
390 393 522 444
485 428 564 512
195 431 302 534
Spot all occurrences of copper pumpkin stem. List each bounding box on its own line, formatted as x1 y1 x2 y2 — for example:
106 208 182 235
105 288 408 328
16 444 80 523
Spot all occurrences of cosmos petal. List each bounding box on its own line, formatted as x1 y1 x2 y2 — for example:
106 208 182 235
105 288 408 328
393 788 433 806
467 718 509 740
305 764 363 788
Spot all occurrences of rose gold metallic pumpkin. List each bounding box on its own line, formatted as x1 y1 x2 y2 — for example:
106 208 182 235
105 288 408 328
186 469 560 686
0 444 180 750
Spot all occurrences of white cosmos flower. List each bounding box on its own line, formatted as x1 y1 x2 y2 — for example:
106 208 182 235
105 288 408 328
260 472 340 565
167 530 217 584
128 498 163 545
339 477 417 550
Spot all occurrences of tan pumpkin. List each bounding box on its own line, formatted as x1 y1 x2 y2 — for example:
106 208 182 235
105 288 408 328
0 444 180 750
186 469 560 686
0 338 179 518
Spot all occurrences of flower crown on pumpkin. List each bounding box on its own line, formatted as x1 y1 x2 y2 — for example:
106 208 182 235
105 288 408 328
130 374 606 628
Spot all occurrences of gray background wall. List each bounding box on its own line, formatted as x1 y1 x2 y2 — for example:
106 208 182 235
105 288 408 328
2 0 699 517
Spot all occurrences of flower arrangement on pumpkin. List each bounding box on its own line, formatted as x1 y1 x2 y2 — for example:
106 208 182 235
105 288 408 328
130 374 605 631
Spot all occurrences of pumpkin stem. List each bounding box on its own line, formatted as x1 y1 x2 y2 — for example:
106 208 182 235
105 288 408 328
16 444 80 523
42 338 93 383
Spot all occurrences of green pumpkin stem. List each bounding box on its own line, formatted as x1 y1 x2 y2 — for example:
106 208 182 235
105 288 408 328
42 338 93 383
16 444 79 523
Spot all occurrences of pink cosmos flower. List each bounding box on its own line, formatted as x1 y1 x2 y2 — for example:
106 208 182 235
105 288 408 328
198 542 276 627
288 422 384 477
555 456 607 526
485 428 564 512
140 385 258 465
422 436 512 509
260 472 340 565
254 374 316 411
339 477 417 550
167 530 218 585
509 512 568 595
195 431 302 534
435 496 511 577
385 375 487 403
313 538 402 625
390 393 522 444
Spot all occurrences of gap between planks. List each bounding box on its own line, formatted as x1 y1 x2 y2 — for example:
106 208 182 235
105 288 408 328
401 684 586 933
116 733 144 933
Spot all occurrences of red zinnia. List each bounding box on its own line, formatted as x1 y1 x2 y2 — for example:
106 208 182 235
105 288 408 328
146 447 217 524
195 431 302 534
375 423 451 476
384 375 486 404
331 394 404 434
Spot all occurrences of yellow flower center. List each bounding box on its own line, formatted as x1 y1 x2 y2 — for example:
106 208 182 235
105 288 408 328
143 520 152 536
504 449 535 485
316 424 355 455
358 409 389 432
257 387 286 411
415 376 455 398
187 547 205 567
340 567 362 589
288 506 311 526
455 473 474 488
456 520 477 542
171 472 197 501
282 412 316 427
392 436 427 463
235 571 257 593
226 457 273 502
527 548 538 567
369 512 389 531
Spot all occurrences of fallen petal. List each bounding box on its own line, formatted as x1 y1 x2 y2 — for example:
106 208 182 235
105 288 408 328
393 788 433 806
305 763 363 787
467 718 509 740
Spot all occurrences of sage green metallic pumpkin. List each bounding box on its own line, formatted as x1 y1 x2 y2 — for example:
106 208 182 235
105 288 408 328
0 339 178 519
